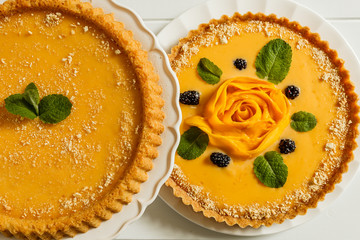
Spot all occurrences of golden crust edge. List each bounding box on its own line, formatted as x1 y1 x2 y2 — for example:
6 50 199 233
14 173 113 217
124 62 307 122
166 12 360 228
0 0 164 239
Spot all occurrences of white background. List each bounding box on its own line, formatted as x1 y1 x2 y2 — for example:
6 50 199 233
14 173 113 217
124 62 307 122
116 0 360 239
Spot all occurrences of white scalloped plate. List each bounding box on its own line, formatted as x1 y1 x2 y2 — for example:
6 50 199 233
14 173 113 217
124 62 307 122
158 0 360 236
0 0 181 239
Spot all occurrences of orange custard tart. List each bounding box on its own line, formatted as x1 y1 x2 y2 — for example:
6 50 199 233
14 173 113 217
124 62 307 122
0 0 164 239
167 13 359 227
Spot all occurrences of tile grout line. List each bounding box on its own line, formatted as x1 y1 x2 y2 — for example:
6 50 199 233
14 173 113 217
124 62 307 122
326 17 360 21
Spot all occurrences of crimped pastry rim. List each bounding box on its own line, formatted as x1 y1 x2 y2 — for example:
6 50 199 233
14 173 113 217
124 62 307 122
0 0 165 239
166 12 360 228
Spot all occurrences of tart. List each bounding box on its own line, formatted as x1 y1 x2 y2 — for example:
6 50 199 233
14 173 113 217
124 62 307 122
0 0 164 239
167 13 359 227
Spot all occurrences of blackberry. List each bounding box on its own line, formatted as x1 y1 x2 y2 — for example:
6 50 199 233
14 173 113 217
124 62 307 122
233 58 247 70
279 139 296 154
210 152 231 167
284 85 300 99
179 90 200 105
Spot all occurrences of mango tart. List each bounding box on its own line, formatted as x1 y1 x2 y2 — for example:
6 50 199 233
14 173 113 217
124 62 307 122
0 0 164 239
166 12 359 227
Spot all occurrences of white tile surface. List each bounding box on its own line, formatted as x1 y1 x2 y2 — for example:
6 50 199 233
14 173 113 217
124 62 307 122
114 0 360 239
115 0 360 19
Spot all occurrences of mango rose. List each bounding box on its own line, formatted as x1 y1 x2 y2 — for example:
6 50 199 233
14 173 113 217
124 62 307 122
185 77 290 159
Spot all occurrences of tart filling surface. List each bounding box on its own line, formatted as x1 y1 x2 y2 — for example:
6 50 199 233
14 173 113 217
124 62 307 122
0 0 164 238
167 13 359 227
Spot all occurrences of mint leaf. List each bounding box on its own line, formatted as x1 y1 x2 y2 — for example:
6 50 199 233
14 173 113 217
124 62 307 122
197 58 223 84
253 151 288 188
177 126 209 160
5 94 38 119
39 94 72 124
4 82 40 119
255 39 292 84
24 82 40 115
291 111 317 132
4 83 72 124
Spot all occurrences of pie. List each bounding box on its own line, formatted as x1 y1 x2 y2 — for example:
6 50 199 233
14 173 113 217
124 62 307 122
0 0 164 239
166 13 359 227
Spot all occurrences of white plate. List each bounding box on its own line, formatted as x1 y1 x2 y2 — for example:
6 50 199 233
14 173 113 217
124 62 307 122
157 0 360 236
0 0 181 239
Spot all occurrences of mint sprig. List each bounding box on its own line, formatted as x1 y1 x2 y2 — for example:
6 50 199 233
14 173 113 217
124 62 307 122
4 83 72 124
255 38 292 84
197 58 223 84
290 111 317 132
253 151 288 188
177 126 209 160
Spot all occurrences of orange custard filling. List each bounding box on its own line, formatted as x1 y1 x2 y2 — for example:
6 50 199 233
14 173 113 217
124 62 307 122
0 11 142 218
174 22 342 206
